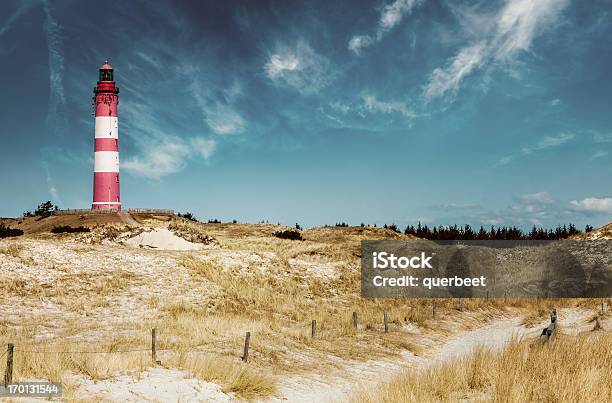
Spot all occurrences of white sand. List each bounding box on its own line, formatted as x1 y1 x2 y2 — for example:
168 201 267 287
77 368 231 402
124 228 203 251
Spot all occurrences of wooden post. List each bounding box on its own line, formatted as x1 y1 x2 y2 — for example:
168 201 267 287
432 301 436 319
603 302 607 315
486 290 489 301
352 312 358 329
459 299 463 312
311 320 316 338
242 332 251 362
4 343 13 387
151 328 157 364
384 311 388 333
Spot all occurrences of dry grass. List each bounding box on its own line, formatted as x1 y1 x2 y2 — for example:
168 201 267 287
168 351 276 399
167 219 219 245
0 243 22 257
174 255 523 372
0 335 274 400
356 331 612 403
1 221 608 400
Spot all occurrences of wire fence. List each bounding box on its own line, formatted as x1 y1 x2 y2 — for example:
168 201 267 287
13 348 151 354
2 306 603 386
1 327 251 386
52 208 175 216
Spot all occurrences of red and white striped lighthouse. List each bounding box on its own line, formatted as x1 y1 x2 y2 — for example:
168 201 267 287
92 61 121 210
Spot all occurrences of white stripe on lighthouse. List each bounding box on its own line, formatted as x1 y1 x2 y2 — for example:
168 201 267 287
94 151 120 172
95 116 119 139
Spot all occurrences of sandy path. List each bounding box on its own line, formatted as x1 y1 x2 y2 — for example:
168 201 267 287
118 211 140 227
272 309 593 403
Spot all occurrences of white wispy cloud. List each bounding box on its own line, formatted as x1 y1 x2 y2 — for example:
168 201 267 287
424 0 569 102
120 95 219 179
550 98 561 106
570 197 612 214
265 40 334 94
483 217 504 226
349 0 422 54
122 135 216 180
432 203 481 210
498 132 575 165
361 94 417 118
329 101 351 114
424 41 487 100
42 0 67 132
519 192 554 204
593 132 612 143
189 80 246 135
589 151 608 161
0 0 35 38
521 132 575 154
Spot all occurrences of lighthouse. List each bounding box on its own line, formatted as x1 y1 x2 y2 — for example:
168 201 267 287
92 61 121 210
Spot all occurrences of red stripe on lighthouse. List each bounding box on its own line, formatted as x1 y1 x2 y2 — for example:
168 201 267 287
93 172 121 208
95 138 119 152
95 101 118 117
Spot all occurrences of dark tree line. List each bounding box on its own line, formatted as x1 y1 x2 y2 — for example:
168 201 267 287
402 222 587 240
23 201 59 218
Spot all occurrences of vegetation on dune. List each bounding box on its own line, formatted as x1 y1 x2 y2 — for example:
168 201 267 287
23 200 59 218
168 219 218 244
356 332 612 403
176 211 198 222
50 225 91 234
0 223 23 238
273 228 303 240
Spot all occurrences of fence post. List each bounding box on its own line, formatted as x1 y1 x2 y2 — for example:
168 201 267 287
459 299 463 312
432 301 436 319
603 302 607 315
311 320 316 338
4 343 13 387
384 311 389 333
242 332 251 362
151 328 157 364
352 312 358 329
486 291 490 301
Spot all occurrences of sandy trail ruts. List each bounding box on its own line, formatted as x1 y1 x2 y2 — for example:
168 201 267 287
271 308 594 403
117 211 140 227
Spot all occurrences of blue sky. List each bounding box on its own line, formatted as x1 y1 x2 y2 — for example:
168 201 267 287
1 0 611 229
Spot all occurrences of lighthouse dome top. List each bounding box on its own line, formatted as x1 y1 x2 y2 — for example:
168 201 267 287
100 61 113 70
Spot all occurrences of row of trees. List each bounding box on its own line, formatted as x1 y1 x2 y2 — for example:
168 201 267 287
398 222 588 240
317 221 595 240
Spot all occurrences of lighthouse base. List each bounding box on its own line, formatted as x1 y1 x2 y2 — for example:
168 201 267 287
92 203 121 211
